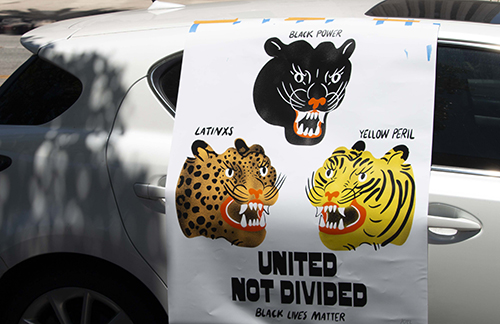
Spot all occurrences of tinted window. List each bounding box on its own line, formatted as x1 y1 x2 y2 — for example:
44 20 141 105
149 52 182 116
366 0 500 24
433 46 500 170
0 56 82 125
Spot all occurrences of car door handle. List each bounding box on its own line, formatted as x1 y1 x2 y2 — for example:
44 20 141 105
427 215 481 231
427 203 482 244
134 183 165 200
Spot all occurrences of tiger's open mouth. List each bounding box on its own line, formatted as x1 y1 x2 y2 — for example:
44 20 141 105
317 199 366 235
293 110 325 138
221 197 269 232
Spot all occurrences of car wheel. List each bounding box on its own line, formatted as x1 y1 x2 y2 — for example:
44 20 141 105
18 287 133 324
0 255 168 324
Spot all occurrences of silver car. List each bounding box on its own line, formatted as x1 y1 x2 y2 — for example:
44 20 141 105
0 0 498 323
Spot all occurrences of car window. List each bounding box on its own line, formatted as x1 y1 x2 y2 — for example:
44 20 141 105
433 45 500 170
0 55 82 125
149 52 182 116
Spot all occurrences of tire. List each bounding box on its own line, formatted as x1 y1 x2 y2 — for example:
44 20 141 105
1 256 168 324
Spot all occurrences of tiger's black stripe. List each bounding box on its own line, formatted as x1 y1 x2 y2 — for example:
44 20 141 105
382 171 415 246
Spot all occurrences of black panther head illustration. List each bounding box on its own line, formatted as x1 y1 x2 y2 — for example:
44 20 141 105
253 37 355 145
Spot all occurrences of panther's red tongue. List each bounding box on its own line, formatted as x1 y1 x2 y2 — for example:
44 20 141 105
221 198 267 232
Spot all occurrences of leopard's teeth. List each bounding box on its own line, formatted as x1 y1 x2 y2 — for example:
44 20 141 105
239 204 248 215
264 205 270 215
241 214 247 228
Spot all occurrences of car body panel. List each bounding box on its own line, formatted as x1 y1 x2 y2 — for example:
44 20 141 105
429 169 500 323
107 78 175 285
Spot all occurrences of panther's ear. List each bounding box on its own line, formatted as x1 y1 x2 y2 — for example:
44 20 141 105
192 140 217 162
339 39 355 59
235 138 250 155
383 144 410 163
264 37 286 58
351 140 365 152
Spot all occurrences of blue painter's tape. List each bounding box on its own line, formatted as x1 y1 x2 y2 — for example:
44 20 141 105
262 18 270 24
189 24 199 33
376 20 384 25
296 20 304 23
433 22 441 26
233 21 241 25
405 21 413 26
427 45 432 61
326 19 334 23
404 49 408 59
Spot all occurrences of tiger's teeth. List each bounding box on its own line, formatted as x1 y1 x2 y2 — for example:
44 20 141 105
314 127 320 136
249 202 257 210
239 204 248 215
297 124 304 135
339 218 345 230
264 205 270 215
333 221 337 229
306 112 311 120
260 215 266 227
316 207 322 217
333 205 337 213
320 217 326 227
338 207 345 217
329 205 333 213
308 128 314 136
241 215 247 228
258 203 263 211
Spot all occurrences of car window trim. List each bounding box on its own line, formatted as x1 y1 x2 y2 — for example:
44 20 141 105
148 51 183 117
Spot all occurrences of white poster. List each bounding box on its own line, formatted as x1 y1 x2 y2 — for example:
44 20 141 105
166 18 437 324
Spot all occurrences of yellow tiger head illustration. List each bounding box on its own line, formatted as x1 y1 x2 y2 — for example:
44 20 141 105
307 141 415 251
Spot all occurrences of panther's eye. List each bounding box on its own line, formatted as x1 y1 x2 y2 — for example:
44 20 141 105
325 169 334 179
260 166 268 177
225 168 234 178
294 71 306 83
330 71 342 84
358 173 367 182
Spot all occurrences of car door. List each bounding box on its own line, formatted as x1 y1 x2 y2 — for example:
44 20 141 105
428 42 500 324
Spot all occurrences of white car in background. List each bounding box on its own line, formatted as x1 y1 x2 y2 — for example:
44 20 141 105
0 0 498 323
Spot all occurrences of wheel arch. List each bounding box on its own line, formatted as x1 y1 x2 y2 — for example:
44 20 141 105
0 252 168 322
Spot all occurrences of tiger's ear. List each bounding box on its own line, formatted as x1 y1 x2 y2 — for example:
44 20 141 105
339 39 355 59
264 37 286 58
383 145 410 164
351 140 365 152
191 140 217 162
